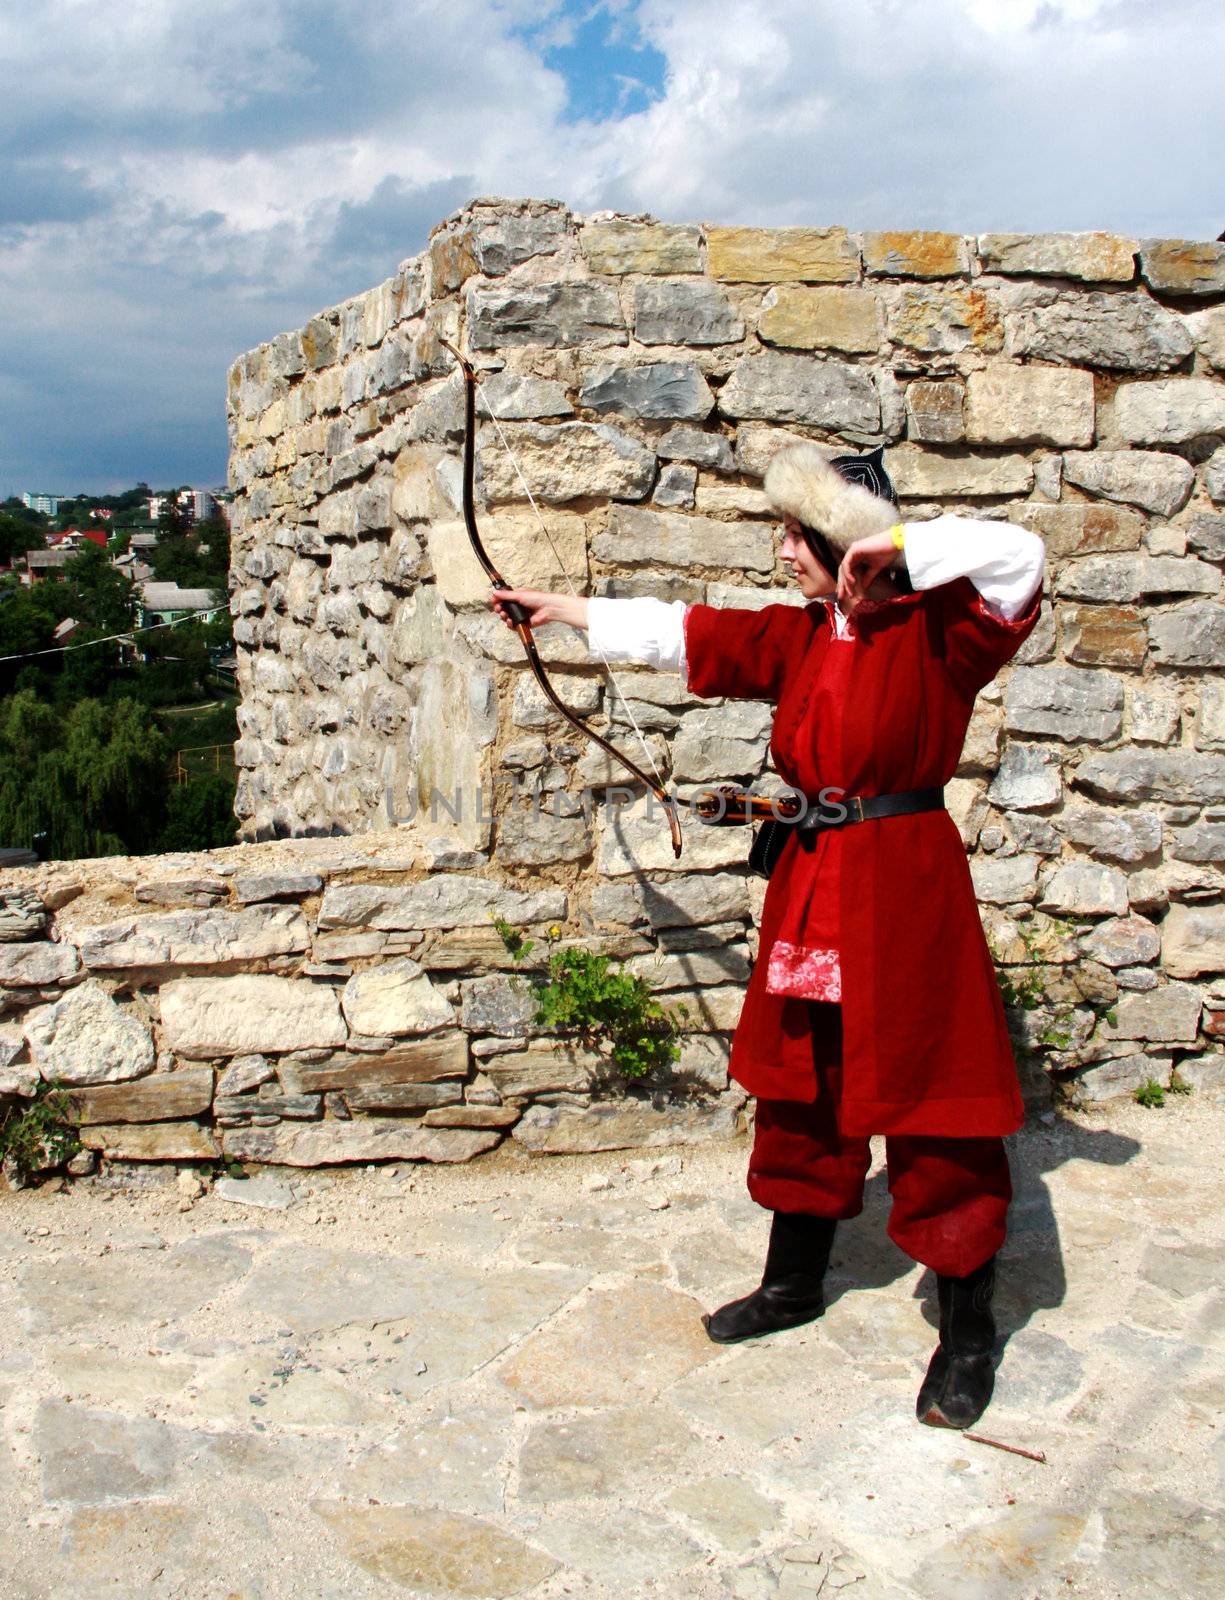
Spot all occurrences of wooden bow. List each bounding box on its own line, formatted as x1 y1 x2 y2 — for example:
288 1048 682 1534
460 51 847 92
440 340 683 859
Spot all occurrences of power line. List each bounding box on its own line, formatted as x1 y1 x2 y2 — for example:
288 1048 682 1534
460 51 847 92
0 605 226 664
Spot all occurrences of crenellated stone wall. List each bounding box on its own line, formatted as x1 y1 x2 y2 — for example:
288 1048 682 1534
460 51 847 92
220 198 1225 1115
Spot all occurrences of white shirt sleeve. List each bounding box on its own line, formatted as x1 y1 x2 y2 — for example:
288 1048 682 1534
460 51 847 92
587 597 689 671
902 513 1045 621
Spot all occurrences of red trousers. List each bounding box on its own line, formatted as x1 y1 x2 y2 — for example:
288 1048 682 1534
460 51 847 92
746 1008 1011 1278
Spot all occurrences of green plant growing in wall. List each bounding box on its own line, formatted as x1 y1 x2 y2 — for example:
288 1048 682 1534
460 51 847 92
493 917 687 1082
0 1079 81 1185
1134 1078 1166 1109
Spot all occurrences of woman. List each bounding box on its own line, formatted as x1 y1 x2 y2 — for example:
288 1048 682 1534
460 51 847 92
492 443 1045 1430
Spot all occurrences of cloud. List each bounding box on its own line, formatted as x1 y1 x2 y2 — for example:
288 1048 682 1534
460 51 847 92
3 0 1223 492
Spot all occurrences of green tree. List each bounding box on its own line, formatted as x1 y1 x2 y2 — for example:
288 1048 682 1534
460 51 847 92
0 691 170 859
62 544 137 634
0 510 46 566
156 773 236 851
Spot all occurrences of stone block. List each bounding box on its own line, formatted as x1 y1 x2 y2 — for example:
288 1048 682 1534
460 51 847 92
22 982 155 1086
1132 681 1177 742
222 1121 501 1165
580 221 702 274
1148 603 1225 669
0 891 49 942
160 975 348 1060
1115 379 1225 445
68 1068 215 1125
1061 605 1147 669
1072 749 1225 804
1099 980 1205 1041
0 941 80 989
70 905 309 974
426 509 587 607
318 878 566 932
885 286 1002 354
1084 914 1161 968
512 672 601 729
1161 904 1225 978
986 743 1062 809
1003 287 1192 372
758 286 879 352
693 483 771 516
718 352 880 432
1055 556 1219 604
889 448 1033 498
579 361 714 421
631 280 744 345
593 873 751 929
342 1081 463 1112
705 226 858 283
861 230 968 278
1196 680 1225 750
653 463 697 508
1205 445 1225 504
1167 820 1225 863
1184 306 1225 373
1069 1056 1152 1104
1139 238 1225 296
1061 450 1194 518
79 1122 221 1160
978 232 1137 282
458 975 540 1037
1005 666 1124 742
598 794 752 875
512 1097 740 1153
594 505 774 573
1015 502 1144 557
657 426 734 471
474 208 568 275
466 281 627 349
280 1035 469 1092
1038 862 1128 916
969 854 1039 905
965 366 1094 448
905 382 965 443
477 372 573 419
477 421 655 503
341 959 455 1036
479 1044 601 1099
497 806 593 868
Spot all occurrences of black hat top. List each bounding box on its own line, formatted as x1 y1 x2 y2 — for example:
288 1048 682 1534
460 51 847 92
828 444 899 507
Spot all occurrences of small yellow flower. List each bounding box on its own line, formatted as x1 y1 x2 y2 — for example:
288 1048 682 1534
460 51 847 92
548 924 562 940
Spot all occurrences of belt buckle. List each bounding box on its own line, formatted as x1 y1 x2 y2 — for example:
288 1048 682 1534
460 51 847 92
845 795 865 824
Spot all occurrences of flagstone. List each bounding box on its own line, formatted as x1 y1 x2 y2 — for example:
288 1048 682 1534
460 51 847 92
664 1473 784 1554
516 1403 705 1501
528 1504 706 1583
496 1280 719 1407
312 1502 557 1598
17 1234 254 1335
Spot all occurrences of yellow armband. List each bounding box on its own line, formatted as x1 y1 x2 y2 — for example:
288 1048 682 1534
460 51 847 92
889 523 905 552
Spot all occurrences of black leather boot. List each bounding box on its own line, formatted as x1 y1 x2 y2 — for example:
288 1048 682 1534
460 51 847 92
915 1257 997 1429
703 1212 836 1344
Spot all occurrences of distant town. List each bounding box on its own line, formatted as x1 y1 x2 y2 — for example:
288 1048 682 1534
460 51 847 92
0 484 239 864
5 485 232 633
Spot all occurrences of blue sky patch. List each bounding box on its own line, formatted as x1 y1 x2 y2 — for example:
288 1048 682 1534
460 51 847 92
524 2 666 122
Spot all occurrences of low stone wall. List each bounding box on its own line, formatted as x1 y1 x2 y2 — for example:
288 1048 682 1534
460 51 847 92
0 837 745 1175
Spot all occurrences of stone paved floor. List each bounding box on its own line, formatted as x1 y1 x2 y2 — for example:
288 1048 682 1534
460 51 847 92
1 1098 1223 1600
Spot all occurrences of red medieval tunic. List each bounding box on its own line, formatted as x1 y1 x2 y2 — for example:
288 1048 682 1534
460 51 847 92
682 575 1043 1140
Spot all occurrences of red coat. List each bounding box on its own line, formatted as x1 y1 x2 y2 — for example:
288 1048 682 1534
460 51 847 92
684 576 1043 1139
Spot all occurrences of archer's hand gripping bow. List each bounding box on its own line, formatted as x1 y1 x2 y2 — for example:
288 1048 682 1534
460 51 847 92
440 340 683 859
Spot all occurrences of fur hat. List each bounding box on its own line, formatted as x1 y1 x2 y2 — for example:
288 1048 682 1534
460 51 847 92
764 444 898 558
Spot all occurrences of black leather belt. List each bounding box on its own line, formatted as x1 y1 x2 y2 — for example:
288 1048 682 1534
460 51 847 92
793 785 946 848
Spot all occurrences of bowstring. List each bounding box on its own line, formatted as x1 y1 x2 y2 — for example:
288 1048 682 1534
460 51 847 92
474 382 674 804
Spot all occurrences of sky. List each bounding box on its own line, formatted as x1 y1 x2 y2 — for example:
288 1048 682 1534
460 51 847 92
3 0 1223 496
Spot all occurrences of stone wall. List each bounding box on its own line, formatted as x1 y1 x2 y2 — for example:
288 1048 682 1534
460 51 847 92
0 836 743 1176
220 198 1225 1113
5 201 1225 1178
